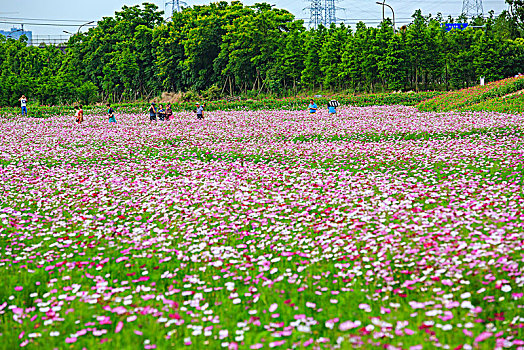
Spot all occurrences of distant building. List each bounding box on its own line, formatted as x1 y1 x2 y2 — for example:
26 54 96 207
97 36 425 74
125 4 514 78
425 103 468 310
0 27 33 43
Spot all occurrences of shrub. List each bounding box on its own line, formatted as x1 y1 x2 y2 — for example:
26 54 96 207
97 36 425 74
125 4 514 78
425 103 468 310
200 85 222 101
76 82 99 105
182 90 200 102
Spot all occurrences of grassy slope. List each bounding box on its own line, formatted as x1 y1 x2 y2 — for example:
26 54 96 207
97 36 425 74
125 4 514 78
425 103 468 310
417 76 524 113
465 92 524 114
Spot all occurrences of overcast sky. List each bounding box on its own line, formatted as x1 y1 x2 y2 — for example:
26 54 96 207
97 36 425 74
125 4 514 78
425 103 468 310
0 0 509 38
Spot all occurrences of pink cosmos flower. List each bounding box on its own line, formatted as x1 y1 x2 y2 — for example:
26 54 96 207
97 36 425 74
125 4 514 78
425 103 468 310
115 321 123 333
475 332 492 343
339 320 361 331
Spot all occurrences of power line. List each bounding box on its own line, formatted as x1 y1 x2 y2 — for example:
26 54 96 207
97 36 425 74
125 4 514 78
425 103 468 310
307 0 346 28
0 16 93 23
0 20 97 27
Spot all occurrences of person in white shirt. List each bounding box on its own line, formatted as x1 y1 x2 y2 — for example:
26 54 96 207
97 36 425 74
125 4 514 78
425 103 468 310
19 95 28 116
195 102 205 119
74 105 84 124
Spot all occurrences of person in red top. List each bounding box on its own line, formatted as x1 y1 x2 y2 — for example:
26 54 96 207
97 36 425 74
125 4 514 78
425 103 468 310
75 105 84 124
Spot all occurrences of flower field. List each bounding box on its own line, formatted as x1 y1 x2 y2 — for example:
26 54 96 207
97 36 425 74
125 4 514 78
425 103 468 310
417 76 524 112
465 93 524 114
0 107 523 350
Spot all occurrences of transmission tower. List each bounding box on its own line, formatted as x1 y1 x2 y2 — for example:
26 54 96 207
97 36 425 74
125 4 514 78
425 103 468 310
308 0 324 28
324 0 336 26
461 0 483 18
166 0 185 17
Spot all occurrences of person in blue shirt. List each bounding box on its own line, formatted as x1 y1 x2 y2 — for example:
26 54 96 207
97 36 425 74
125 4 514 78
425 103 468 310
308 99 318 114
328 100 339 114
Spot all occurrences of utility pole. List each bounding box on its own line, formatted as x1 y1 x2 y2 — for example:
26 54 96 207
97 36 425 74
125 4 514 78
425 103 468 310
376 1 396 33
462 0 483 18
77 21 95 34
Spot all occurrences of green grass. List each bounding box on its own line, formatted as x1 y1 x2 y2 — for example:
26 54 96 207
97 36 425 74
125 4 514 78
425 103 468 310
417 76 524 112
464 93 524 114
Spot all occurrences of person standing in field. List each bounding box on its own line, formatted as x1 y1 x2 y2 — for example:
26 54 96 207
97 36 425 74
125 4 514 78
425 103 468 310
308 99 318 114
107 104 116 123
166 103 173 121
74 106 79 123
195 102 205 120
328 100 339 115
158 104 166 121
75 105 84 124
148 102 157 123
19 95 28 116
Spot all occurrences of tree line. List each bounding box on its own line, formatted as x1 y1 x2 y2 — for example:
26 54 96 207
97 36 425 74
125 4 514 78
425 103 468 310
0 1 523 106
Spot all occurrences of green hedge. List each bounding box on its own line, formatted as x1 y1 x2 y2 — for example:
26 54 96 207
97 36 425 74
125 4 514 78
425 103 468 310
0 92 443 117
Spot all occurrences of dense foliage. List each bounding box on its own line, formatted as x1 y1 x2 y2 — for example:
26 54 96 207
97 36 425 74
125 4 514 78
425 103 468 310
508 0 524 31
1 1 523 106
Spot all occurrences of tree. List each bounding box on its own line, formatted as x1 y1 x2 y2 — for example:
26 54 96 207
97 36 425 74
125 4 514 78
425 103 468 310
154 13 187 92
280 21 306 94
507 0 524 32
301 25 326 90
379 26 407 91
319 24 348 90
1 3 524 105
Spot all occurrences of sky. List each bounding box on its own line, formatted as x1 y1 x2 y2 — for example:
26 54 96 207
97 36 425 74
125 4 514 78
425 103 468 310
0 0 509 39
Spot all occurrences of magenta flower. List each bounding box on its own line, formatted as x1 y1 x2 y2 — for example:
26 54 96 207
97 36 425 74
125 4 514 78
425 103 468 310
475 332 492 343
115 321 123 333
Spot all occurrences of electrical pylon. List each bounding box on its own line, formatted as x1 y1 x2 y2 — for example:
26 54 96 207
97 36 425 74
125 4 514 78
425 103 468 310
461 0 483 18
166 0 185 17
324 0 336 26
308 0 324 28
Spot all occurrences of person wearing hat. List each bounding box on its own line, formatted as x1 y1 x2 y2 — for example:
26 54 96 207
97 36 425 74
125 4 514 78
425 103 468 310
148 102 157 123
328 100 339 115
195 102 205 120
